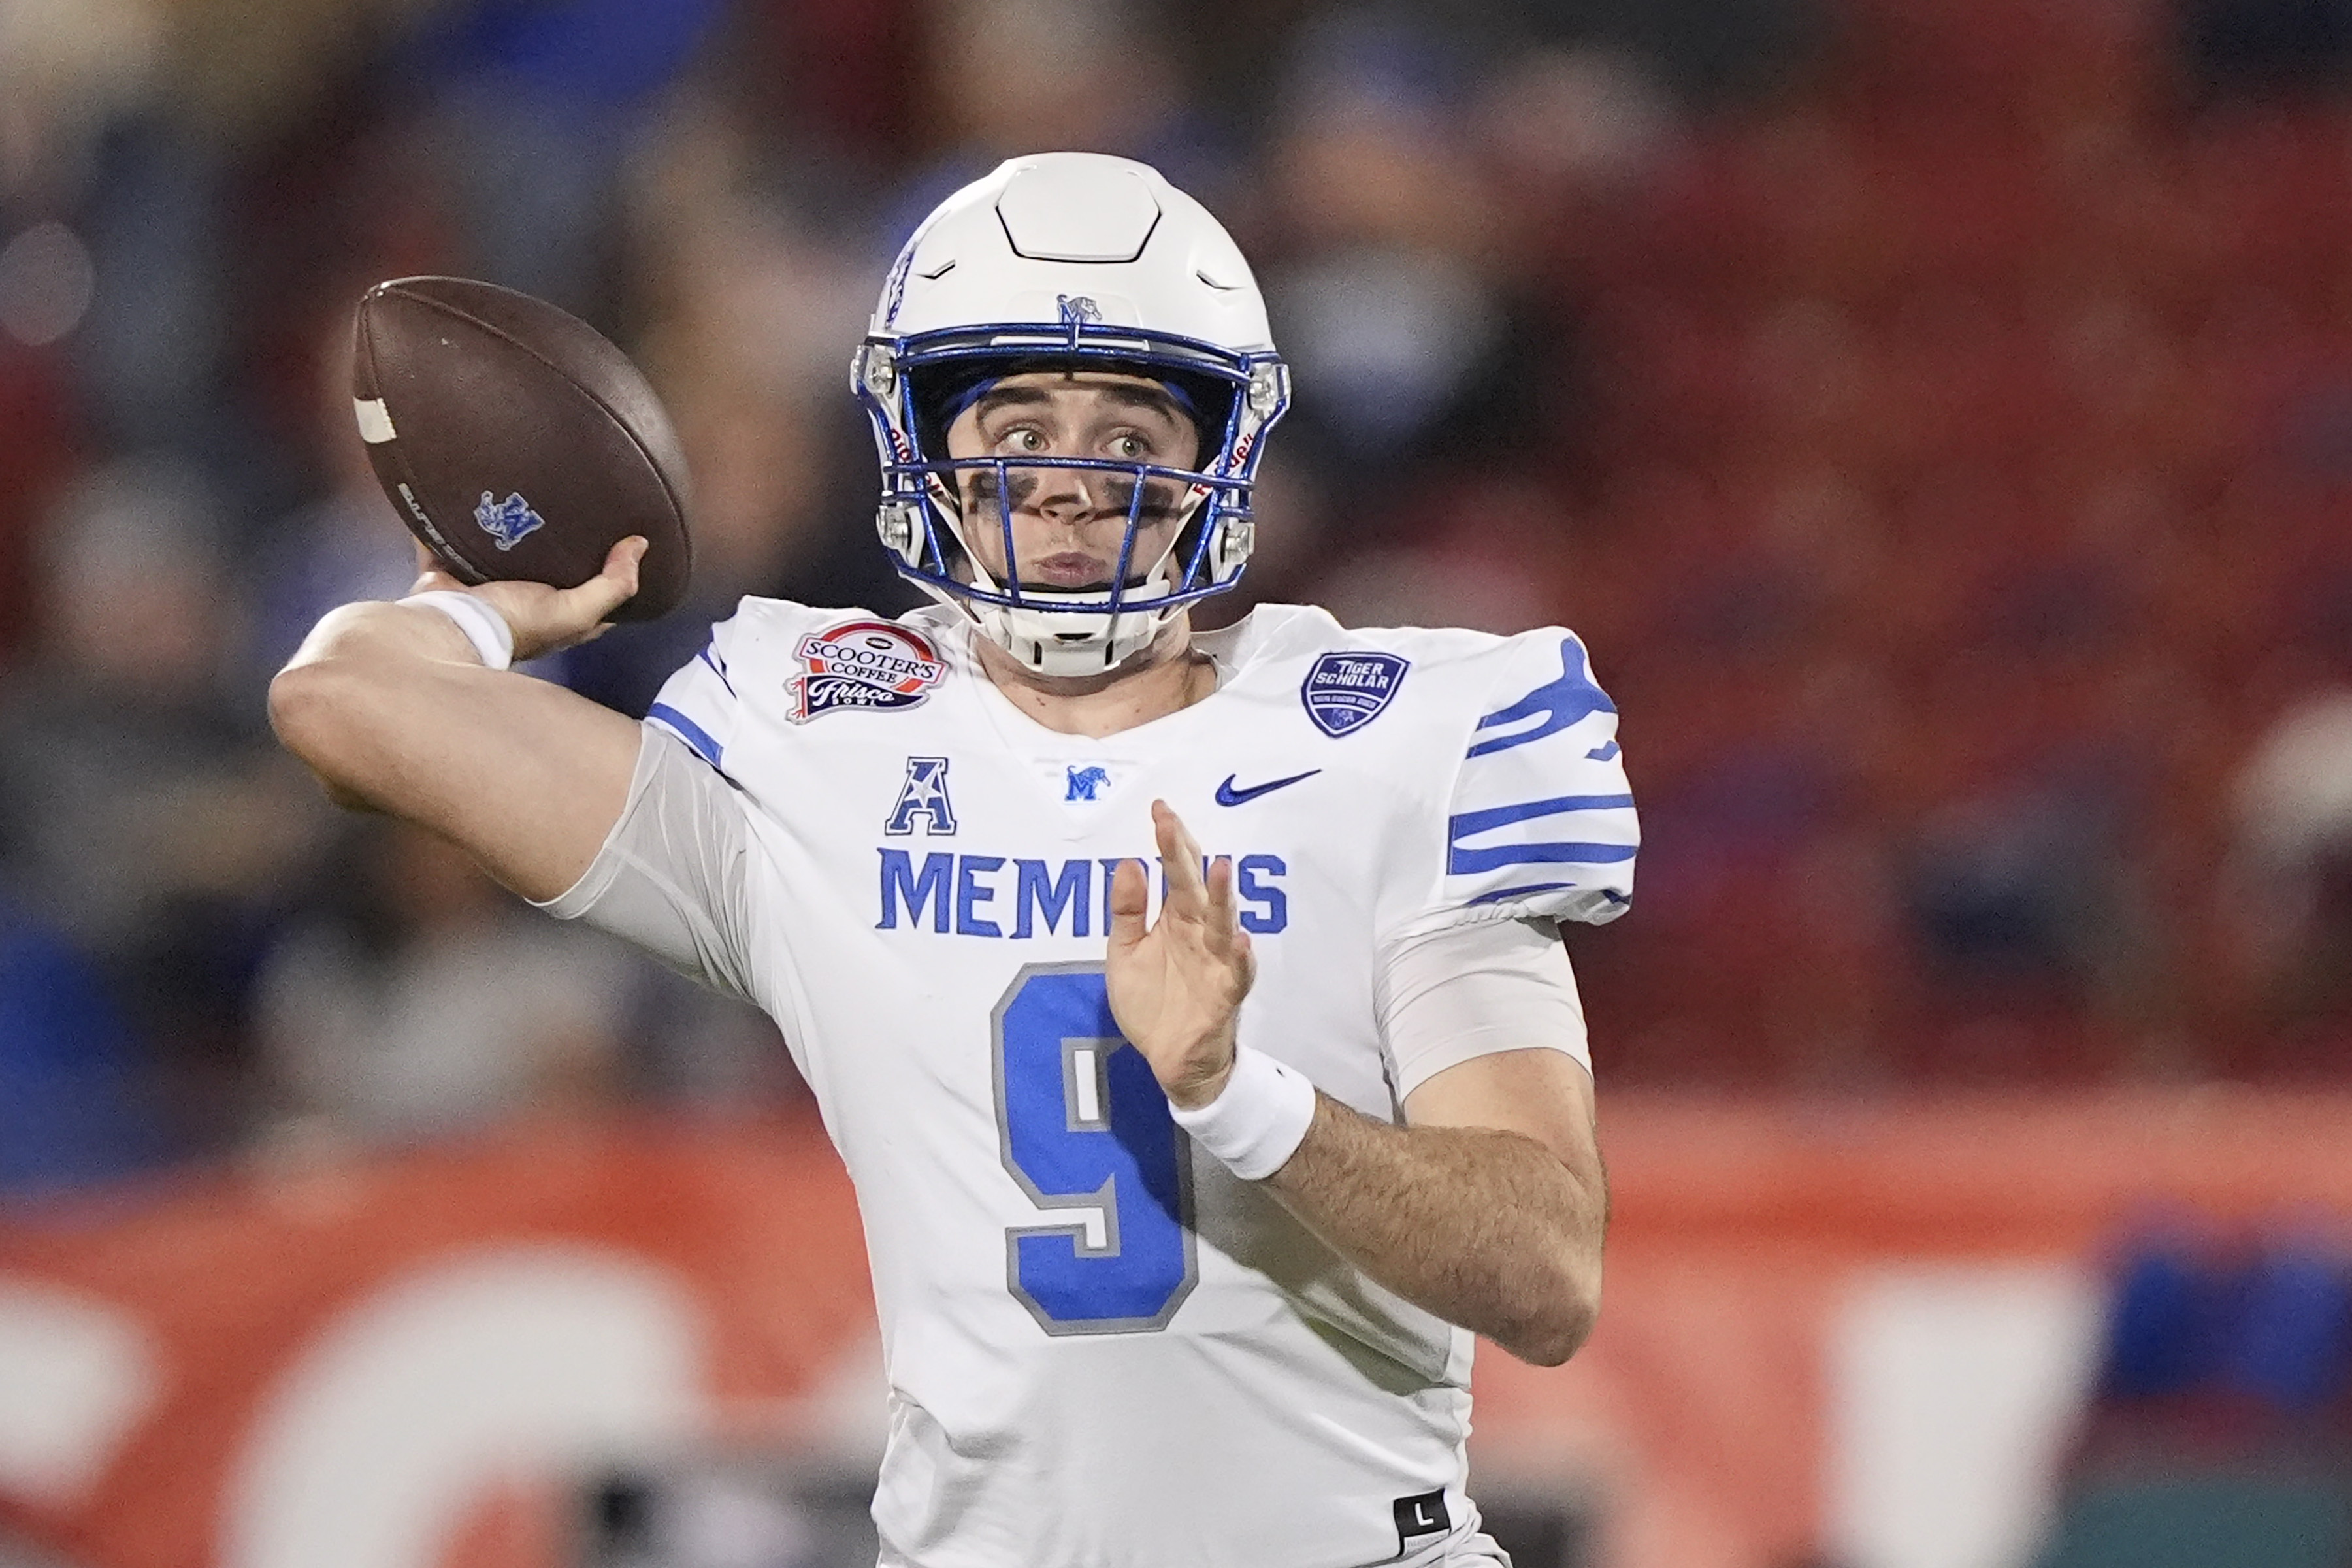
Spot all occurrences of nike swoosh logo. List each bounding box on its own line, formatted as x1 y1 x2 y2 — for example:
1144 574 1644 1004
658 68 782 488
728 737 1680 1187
1215 769 1321 806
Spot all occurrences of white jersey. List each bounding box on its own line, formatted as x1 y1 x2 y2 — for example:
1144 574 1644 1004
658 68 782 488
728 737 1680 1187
551 600 1636 1568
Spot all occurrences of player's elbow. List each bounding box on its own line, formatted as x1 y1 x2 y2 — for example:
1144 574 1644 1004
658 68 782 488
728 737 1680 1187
270 658 344 751
1498 1254 1602 1367
269 659 380 801
1506 1303 1597 1368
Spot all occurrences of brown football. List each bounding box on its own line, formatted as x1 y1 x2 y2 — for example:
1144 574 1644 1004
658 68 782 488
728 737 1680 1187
351 276 691 621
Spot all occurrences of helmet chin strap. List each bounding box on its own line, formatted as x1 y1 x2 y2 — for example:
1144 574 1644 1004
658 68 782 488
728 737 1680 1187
951 549 1181 675
981 583 1178 675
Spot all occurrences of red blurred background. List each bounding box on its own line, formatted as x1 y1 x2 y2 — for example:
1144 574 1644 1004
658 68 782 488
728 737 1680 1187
6 0 2352 1565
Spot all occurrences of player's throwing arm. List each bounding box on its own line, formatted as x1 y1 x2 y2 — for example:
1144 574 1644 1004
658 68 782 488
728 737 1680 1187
267 540 649 901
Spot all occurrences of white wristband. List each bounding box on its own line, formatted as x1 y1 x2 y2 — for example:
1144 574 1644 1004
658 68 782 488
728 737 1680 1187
1168 1046 1318 1181
400 590 514 671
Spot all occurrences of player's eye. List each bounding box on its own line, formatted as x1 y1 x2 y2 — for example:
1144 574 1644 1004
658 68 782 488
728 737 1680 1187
1000 427 1048 453
1109 432 1151 461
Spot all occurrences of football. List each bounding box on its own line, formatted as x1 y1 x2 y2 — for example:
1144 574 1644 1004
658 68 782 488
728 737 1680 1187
350 276 692 621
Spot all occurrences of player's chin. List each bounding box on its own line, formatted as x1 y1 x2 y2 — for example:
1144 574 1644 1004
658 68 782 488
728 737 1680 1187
1031 575 1173 598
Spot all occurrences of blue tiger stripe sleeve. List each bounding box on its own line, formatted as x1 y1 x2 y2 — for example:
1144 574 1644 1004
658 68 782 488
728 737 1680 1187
1429 629 1637 929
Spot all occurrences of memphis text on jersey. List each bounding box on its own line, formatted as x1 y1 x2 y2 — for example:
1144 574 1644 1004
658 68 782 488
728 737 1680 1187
878 849 1289 936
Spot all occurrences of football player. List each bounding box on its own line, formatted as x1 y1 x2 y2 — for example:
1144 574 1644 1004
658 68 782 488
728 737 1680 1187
271 153 1636 1567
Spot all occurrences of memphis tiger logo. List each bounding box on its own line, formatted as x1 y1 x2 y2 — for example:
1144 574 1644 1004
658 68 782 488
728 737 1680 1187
789 619 947 723
472 491 545 551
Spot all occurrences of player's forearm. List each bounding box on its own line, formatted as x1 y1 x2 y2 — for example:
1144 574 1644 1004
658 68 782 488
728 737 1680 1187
286 598 487 674
1262 1094 1605 1367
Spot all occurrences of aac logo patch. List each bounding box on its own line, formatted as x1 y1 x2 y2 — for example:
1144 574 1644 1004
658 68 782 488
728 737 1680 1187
885 757 957 836
472 491 545 551
1301 651 1409 738
790 619 947 723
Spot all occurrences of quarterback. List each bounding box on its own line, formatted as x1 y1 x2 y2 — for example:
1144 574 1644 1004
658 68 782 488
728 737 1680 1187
271 154 1635 1567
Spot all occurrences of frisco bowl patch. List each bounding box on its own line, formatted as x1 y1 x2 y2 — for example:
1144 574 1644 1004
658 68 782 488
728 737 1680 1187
790 620 946 723
1302 651 1409 738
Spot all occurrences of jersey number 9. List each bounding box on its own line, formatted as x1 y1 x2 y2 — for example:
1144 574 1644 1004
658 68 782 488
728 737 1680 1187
992 964 1198 1334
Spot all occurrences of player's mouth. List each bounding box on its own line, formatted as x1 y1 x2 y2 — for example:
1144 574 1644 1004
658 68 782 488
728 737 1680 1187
1024 551 1124 589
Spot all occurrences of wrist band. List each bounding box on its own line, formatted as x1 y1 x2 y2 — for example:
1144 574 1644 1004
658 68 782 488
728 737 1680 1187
400 591 515 672
1168 1046 1317 1181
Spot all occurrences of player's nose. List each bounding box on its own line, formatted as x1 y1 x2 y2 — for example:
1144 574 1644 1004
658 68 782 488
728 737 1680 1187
1028 464 1109 523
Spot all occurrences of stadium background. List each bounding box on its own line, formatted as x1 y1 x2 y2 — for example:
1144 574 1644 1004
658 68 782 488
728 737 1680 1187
6 0 2352 1564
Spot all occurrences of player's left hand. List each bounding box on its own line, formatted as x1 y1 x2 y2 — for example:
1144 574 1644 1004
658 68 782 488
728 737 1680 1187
1107 800 1256 1110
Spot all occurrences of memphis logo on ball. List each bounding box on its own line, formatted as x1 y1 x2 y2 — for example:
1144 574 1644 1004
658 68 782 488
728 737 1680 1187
789 620 947 723
474 491 546 551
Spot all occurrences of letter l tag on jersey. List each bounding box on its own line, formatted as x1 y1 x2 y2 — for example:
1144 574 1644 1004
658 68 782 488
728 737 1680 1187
1394 1489 1452 1552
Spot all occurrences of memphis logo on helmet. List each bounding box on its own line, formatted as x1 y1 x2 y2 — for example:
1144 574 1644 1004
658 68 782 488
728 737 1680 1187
473 491 545 551
790 619 948 723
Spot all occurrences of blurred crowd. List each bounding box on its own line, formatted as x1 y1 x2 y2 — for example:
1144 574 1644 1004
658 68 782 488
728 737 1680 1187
2044 1222 2352 1565
3 0 2352 1194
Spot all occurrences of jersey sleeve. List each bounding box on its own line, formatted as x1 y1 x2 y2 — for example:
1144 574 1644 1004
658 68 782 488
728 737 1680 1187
1379 915 1590 1102
642 606 752 779
1410 628 1637 934
532 725 762 1005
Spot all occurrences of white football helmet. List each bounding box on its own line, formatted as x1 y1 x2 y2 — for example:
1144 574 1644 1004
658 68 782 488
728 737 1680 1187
853 153 1290 676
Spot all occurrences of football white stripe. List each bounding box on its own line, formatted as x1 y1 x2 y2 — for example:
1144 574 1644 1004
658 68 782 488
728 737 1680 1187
351 397 397 444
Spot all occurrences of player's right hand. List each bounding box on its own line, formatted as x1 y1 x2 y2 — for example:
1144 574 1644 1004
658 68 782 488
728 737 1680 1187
408 536 647 662
1106 800 1257 1110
